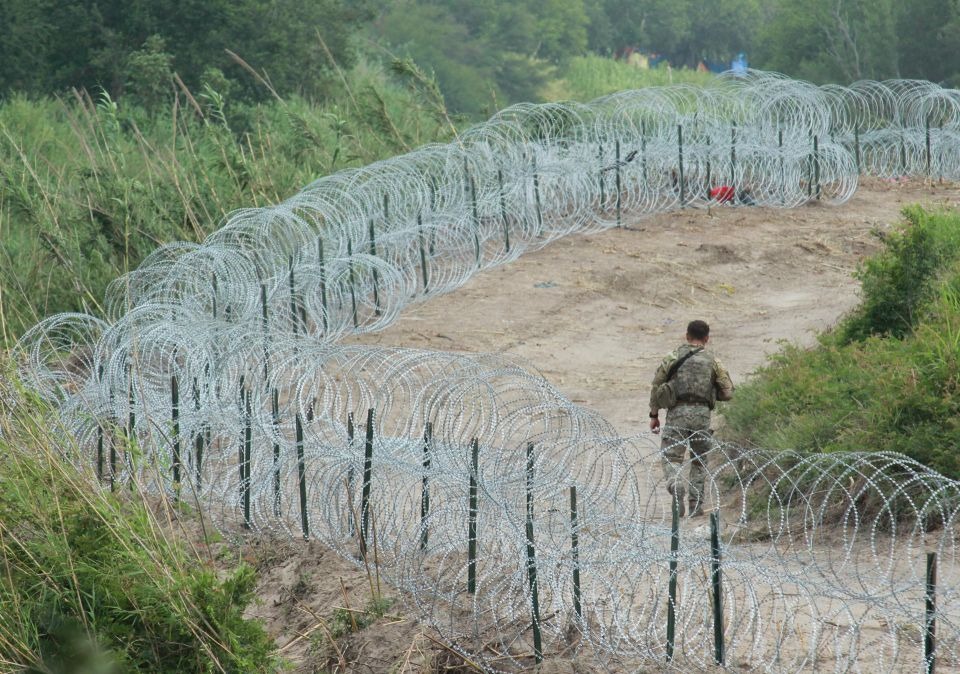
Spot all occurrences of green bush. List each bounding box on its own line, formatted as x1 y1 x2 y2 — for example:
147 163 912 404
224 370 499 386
545 54 714 102
722 208 960 478
841 205 960 342
0 60 454 345
0 368 279 672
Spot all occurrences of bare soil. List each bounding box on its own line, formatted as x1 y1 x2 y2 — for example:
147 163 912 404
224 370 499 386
241 178 960 673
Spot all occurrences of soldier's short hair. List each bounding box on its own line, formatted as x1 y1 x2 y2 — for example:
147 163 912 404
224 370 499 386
686 319 710 340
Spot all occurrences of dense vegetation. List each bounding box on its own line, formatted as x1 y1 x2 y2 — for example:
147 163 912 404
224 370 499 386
0 54 709 345
0 59 462 343
370 0 960 93
0 368 278 672
723 207 960 479
3 1 959 118
0 0 369 103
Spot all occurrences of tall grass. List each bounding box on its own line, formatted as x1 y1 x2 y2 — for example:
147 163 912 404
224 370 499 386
0 54 711 343
0 58 463 670
544 54 714 102
0 357 279 672
0 58 454 345
722 207 960 478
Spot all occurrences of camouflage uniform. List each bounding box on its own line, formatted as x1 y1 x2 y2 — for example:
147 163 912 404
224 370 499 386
649 344 734 512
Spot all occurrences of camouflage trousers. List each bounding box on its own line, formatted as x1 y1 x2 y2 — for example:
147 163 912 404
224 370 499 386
660 405 715 506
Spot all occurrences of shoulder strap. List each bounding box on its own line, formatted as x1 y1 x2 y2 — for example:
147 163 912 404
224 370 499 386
665 347 704 382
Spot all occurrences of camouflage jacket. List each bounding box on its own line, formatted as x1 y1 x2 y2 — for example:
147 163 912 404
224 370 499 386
649 343 734 418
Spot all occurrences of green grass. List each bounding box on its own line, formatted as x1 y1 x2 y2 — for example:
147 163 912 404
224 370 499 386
0 58 455 345
545 54 715 102
722 207 960 479
0 360 280 672
841 205 960 342
0 53 713 344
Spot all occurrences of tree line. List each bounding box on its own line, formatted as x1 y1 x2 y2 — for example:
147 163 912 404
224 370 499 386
1 0 959 113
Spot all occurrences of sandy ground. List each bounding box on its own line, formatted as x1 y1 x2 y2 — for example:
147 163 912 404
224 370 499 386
348 178 960 432
242 178 960 673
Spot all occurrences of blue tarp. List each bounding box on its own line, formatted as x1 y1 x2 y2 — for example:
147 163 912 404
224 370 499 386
731 53 748 74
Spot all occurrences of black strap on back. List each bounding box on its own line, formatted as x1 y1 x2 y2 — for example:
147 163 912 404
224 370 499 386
665 347 703 382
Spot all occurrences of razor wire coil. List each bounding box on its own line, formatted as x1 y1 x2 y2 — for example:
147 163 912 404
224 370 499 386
13 70 960 672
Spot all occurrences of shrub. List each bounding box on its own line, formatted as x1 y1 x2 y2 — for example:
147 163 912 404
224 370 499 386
841 205 960 342
0 366 279 673
722 208 960 479
0 60 454 345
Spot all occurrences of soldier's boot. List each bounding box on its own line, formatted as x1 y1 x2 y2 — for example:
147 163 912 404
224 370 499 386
667 484 685 518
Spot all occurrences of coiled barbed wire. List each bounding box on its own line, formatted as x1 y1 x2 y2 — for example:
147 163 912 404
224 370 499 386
14 71 960 672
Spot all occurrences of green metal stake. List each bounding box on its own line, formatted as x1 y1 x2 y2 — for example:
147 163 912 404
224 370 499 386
597 144 606 210
469 174 481 267
900 130 907 176
211 273 218 319
615 139 622 226
318 237 328 334
109 387 117 491
813 135 821 200
417 213 429 293
97 424 104 483
237 375 245 512
570 485 582 622
779 128 785 205
939 124 944 183
243 386 252 529
346 238 358 328
498 167 511 252
127 364 135 490
705 134 712 194
272 388 280 517
468 437 479 594
428 177 438 255
97 364 104 482
296 411 308 539
127 364 135 445
237 377 247 525
464 157 479 260
925 115 932 176
641 120 648 185
258 281 269 375
854 126 861 174
360 408 375 557
288 256 298 337
525 443 543 663
532 156 543 236
729 123 737 184
369 217 381 316
171 374 181 496
347 412 355 533
710 512 725 665
192 377 203 490
666 495 680 662
925 551 937 674
194 432 203 490
260 283 269 381
677 124 686 206
420 421 432 550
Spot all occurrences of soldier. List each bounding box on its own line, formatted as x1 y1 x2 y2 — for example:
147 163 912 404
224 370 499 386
649 320 734 517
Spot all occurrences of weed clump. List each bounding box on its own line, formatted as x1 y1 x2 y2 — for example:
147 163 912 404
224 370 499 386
0 365 279 673
842 205 960 342
722 207 960 479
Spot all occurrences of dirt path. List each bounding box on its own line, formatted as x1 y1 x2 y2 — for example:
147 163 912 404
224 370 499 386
348 178 960 432
247 178 960 672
